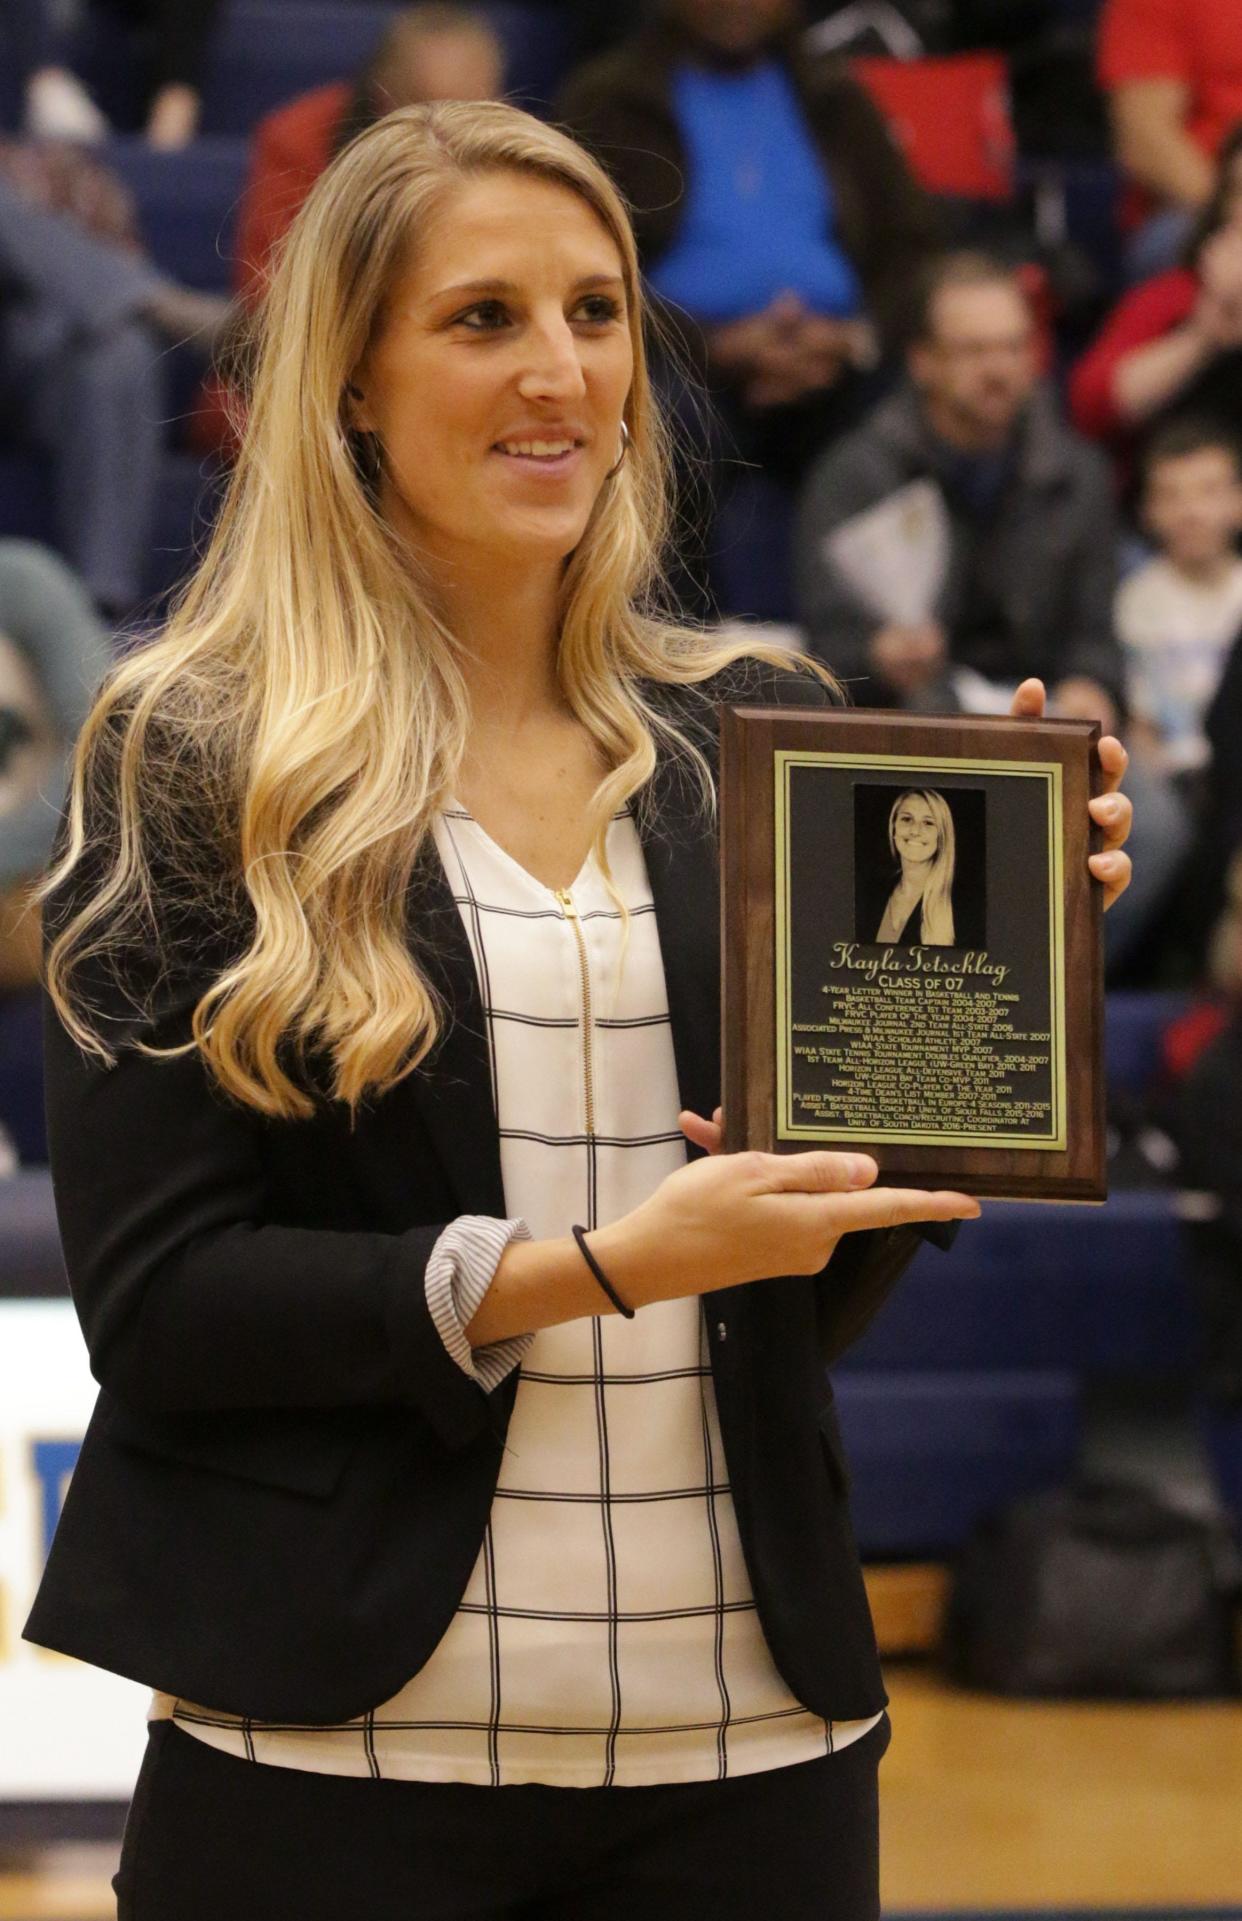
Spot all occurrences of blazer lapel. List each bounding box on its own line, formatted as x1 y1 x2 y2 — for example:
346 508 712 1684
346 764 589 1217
639 759 722 1135
375 841 506 1219
374 756 723 1220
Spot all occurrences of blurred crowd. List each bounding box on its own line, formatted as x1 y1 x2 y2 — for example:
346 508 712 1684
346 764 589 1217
2 0 1242 1195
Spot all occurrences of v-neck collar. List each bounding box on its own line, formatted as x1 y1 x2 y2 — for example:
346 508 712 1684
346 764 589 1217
440 799 604 901
393 766 722 1220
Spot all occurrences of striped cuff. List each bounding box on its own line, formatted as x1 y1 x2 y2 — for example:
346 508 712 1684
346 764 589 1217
425 1215 535 1392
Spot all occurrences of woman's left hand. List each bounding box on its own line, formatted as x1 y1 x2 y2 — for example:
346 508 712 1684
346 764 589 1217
1010 677 1132 911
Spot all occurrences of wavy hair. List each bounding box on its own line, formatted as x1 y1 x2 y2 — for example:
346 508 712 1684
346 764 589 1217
42 100 829 1119
887 789 956 945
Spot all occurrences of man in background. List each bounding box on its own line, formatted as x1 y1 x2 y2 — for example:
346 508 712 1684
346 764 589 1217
794 251 1122 722
795 250 1191 973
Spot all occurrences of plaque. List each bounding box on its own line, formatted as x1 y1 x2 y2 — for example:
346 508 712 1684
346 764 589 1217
720 707 1106 1202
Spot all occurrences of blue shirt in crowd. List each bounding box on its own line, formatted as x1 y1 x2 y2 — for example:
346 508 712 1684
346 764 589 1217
647 60 863 325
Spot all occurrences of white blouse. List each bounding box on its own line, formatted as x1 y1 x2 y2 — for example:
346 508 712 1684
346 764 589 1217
160 804 881 1784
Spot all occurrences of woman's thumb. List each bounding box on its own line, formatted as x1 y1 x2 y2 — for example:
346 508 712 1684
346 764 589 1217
758 1151 877 1194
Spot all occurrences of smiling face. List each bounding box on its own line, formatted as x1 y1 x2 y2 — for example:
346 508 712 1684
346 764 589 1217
892 796 940 866
350 170 634 577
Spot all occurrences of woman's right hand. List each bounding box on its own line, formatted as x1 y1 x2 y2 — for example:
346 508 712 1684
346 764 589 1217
590 1141 980 1311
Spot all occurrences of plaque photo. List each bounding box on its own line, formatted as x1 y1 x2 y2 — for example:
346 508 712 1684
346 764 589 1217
720 707 1107 1202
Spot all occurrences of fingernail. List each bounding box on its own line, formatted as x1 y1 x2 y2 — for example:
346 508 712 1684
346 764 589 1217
848 1156 877 1186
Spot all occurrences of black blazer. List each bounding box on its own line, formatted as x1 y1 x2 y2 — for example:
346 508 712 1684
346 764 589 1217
25 670 947 1726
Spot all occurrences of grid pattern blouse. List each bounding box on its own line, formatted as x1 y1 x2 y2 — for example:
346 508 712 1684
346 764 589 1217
160 804 881 1785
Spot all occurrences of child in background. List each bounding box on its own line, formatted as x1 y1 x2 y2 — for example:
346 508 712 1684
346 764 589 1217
1117 418 1242 783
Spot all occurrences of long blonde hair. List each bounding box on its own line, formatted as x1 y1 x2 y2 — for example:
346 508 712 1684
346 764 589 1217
887 789 956 945
42 100 828 1119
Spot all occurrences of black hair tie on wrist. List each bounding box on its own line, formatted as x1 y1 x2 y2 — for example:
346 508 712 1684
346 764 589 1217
571 1224 636 1319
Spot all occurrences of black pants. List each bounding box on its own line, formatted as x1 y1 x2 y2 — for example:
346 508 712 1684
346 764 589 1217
115 1713 892 1920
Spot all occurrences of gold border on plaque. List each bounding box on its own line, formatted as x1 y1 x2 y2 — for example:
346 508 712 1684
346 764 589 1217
773 751 1067 1151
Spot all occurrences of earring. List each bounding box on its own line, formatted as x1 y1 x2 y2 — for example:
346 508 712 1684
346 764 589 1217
605 419 630 479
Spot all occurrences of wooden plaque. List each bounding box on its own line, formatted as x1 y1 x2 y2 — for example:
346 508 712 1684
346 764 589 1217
720 707 1107 1203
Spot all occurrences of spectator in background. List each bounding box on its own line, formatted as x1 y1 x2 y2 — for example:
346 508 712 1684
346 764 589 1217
0 539 112 989
1116 419 1242 785
235 6 504 301
0 143 228 618
12 0 229 149
557 0 940 608
0 540 111 1167
794 252 1122 721
1070 125 1242 463
1098 0 1242 279
795 252 1187 975
191 5 503 458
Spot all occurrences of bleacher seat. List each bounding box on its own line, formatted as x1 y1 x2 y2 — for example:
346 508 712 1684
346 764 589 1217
837 1192 1195 1375
1105 990 1190 1101
0 453 55 547
0 447 224 608
0 54 21 134
852 53 1016 202
0 1171 67 1298
712 472 797 625
144 452 229 607
0 989 45 1165
103 137 249 294
835 1370 1082 1555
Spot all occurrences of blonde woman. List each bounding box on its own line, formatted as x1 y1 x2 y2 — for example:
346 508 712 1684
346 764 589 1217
875 788 957 946
24 103 1133 1919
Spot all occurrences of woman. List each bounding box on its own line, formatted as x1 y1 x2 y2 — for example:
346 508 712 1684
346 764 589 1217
24 103 1132 1919
1070 123 1242 457
874 789 957 947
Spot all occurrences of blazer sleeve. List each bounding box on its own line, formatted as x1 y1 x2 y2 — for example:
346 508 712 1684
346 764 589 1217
43 846 493 1450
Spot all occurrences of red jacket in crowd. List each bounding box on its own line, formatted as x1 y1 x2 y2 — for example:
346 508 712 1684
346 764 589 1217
1069 266 1197 443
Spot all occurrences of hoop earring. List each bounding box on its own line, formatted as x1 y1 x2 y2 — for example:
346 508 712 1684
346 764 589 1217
605 419 630 479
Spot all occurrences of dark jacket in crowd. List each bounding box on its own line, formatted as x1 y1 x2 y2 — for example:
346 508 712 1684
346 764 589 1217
793 378 1125 702
556 20 942 360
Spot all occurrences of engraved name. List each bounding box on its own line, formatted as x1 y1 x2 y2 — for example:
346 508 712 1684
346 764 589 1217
824 942 1009 988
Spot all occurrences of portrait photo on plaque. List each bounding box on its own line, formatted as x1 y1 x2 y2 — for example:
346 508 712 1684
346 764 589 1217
852 783 987 950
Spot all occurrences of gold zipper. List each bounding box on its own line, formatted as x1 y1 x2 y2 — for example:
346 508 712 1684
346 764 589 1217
555 887 595 1137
